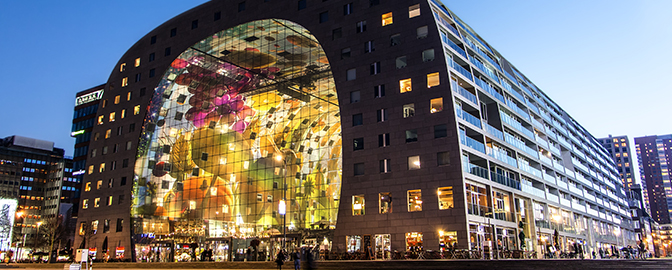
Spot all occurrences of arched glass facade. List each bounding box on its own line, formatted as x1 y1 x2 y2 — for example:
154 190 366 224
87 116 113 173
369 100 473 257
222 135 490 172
132 19 341 260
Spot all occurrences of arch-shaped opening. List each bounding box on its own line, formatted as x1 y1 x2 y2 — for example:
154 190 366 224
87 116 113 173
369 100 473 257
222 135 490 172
132 19 341 256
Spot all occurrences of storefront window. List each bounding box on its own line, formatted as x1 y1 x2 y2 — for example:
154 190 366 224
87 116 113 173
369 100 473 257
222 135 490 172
466 183 489 217
407 189 422 212
493 189 511 221
353 195 365 216
438 230 457 251
374 234 391 259
437 187 453 209
346 235 362 252
405 232 423 251
379 192 392 213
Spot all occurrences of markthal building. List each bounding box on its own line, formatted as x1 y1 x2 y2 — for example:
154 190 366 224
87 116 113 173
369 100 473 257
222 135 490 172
75 0 635 262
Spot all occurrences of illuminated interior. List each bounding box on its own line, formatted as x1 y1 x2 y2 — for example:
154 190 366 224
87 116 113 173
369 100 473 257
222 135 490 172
132 19 341 247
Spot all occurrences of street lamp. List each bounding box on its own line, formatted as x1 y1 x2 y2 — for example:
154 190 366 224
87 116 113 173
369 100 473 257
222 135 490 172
276 154 287 251
33 221 43 258
15 211 24 262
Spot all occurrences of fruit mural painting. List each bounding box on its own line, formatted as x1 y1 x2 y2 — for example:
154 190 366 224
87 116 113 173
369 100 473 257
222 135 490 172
132 19 342 239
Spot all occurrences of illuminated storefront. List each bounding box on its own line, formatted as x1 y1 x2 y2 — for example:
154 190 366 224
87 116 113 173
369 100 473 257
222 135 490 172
131 19 341 260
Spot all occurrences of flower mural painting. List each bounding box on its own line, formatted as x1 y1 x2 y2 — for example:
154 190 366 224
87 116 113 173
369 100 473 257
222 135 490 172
132 19 342 240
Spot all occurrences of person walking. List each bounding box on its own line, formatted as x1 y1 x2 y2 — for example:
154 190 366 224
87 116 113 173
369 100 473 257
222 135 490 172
292 248 301 270
275 250 286 270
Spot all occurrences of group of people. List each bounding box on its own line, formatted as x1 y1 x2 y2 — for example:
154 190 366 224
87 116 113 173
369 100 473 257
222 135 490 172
593 242 648 259
275 246 319 270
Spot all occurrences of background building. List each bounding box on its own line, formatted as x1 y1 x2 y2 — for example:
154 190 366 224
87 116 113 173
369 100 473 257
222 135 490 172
75 0 633 261
0 135 74 258
635 135 672 224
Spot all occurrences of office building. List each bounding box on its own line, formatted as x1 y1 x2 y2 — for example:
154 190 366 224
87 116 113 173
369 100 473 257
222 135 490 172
75 0 633 261
635 135 672 224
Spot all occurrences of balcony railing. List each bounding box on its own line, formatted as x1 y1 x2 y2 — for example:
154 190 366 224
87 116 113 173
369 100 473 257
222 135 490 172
505 99 531 121
434 12 460 37
504 132 539 158
474 77 505 103
460 133 485 154
486 146 518 167
503 70 519 87
560 197 571 207
568 184 584 197
441 32 467 59
456 108 482 128
469 55 501 85
463 161 489 179
484 123 504 140
553 161 565 173
451 81 478 104
521 184 545 198
556 180 568 190
518 161 542 179
490 171 521 190
464 38 501 71
539 153 553 166
500 111 534 139
447 58 473 81
549 143 562 155
543 171 556 183
546 192 559 203
531 117 545 130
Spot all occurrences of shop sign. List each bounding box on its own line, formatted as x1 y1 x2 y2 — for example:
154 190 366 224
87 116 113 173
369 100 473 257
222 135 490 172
76 90 104 106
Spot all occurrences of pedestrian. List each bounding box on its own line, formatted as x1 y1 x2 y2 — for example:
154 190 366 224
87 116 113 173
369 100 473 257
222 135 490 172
591 250 596 259
292 248 301 270
275 250 286 270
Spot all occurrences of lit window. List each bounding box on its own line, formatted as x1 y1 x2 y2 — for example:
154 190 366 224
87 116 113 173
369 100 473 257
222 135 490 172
408 189 422 211
400 78 412 93
108 196 113 206
409 4 420 18
82 199 88 209
99 163 105 173
134 58 141 67
403 103 415 118
115 95 120 104
408 156 421 170
417 26 428 39
382 12 393 26
134 105 141 115
430 98 443 113
127 92 132 101
94 198 100 208
119 63 126 72
352 195 365 215
97 180 103 189
438 187 454 209
379 192 392 213
379 159 391 173
85 182 91 192
121 109 126 119
88 165 94 175
109 112 116 122
97 115 104 125
105 129 111 139
121 77 128 87
427 72 440 88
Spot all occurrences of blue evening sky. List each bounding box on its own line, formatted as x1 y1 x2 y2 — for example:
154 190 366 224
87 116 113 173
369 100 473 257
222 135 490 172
1 0 670 176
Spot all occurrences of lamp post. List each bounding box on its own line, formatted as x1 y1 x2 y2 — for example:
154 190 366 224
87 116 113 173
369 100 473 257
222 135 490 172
276 154 287 251
33 221 43 258
15 211 24 262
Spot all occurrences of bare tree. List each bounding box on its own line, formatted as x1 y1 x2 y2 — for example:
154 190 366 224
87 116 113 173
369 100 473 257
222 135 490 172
38 216 65 263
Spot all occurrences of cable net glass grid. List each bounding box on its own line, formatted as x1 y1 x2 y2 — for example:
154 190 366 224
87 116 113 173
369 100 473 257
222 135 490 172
132 19 342 244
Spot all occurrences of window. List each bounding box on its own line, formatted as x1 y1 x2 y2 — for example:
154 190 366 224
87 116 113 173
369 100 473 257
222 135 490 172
105 129 111 139
214 11 221 21
298 0 306 10
400 78 412 93
406 129 418 143
408 156 421 170
135 73 141 82
437 151 450 165
430 98 443 113
364 40 375 53
422 49 435 62
378 133 390 147
126 141 132 150
346 68 356 81
370 0 380 6
238 1 246 12
374 84 385 98
319 11 329 23
353 138 364 151
150 35 156 44
396 56 407 69
134 105 141 115
403 103 415 118
140 87 146 96
370 62 381 75
122 158 129 168
116 218 123 232
127 91 132 101
94 198 101 208
341 47 350 59
121 177 127 186
99 163 106 173
356 21 367 33
82 199 89 209
121 77 128 87
191 20 199 29
149 68 156 78
97 115 104 125
379 192 392 213
88 165 94 174
85 182 91 192
170 28 177 37
97 180 103 189
333 28 342 40
108 178 114 188
352 195 365 215
379 159 391 173
350 91 360 103
114 95 121 104
389 33 402 46
165 47 171 56
434 124 447 138
134 58 141 67
343 3 353 15
109 112 116 122
148 53 155 62
102 146 108 155
107 196 113 206
103 219 110 233
417 26 428 39
438 187 454 209
376 109 388 122
427 72 440 88
408 189 422 211
91 220 99 234
409 4 420 18
354 163 365 176
352 113 363 126
382 12 393 26
119 63 126 72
